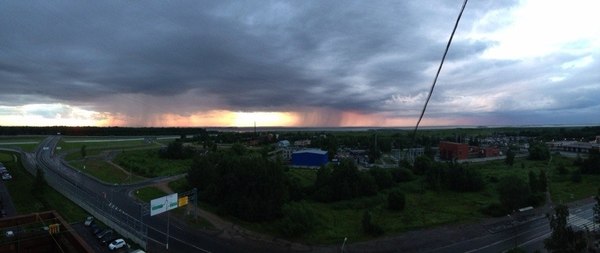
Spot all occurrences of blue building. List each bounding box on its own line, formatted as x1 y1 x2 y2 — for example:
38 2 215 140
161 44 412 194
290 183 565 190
291 149 328 167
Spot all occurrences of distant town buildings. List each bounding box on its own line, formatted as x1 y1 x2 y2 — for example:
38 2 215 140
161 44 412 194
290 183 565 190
439 141 502 161
547 140 600 154
393 148 424 163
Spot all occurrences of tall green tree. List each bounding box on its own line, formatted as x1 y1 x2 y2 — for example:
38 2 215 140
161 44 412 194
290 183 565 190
497 175 530 211
278 202 319 237
538 169 548 192
387 190 406 211
528 142 550 161
594 187 600 231
528 171 539 193
361 210 383 236
544 204 586 252
80 145 87 159
31 167 47 199
505 148 515 167
187 151 287 222
413 155 433 175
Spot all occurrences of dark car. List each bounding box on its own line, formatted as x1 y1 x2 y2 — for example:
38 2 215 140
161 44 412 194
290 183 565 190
93 227 104 237
101 234 117 244
97 229 113 240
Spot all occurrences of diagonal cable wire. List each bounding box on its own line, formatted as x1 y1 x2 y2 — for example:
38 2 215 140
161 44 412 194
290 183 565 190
411 0 469 143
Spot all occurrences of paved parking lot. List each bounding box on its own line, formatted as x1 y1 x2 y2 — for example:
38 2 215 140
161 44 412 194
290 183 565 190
72 222 131 253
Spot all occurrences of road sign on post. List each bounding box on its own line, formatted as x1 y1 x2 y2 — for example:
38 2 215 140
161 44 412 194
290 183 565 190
178 196 188 207
150 193 178 216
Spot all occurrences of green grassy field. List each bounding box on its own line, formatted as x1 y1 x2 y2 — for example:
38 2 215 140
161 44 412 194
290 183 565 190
0 151 88 223
69 159 146 184
134 186 166 202
114 149 192 177
287 168 318 187
58 138 160 160
0 136 44 152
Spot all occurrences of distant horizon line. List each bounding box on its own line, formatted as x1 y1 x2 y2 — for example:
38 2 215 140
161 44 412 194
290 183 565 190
2 123 599 131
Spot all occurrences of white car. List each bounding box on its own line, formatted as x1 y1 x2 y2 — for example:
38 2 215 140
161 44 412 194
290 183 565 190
84 216 94 226
1 173 12 180
108 238 126 250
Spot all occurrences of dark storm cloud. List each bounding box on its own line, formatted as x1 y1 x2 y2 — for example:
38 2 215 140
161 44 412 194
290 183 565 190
0 1 483 110
1 0 597 126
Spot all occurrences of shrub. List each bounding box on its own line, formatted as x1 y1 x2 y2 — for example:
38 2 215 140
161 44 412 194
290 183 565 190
391 168 414 183
387 190 406 211
362 210 383 236
278 202 319 237
480 203 508 217
571 169 582 183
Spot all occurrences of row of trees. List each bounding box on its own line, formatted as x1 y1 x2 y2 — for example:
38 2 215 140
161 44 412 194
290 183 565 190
311 160 413 202
187 148 287 222
158 141 196 159
412 156 485 192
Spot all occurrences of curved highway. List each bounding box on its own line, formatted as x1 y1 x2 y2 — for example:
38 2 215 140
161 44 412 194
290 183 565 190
33 136 251 253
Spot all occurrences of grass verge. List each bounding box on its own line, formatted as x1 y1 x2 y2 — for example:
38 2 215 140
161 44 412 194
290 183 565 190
0 151 88 223
69 159 146 184
114 149 192 177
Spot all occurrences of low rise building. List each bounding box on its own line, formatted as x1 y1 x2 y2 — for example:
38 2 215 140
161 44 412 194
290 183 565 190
292 149 328 167
439 141 468 160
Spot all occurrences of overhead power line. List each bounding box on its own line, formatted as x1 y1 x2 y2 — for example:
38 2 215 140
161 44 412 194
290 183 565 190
412 0 469 142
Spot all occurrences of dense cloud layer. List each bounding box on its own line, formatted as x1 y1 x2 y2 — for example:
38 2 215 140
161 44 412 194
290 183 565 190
1 0 598 126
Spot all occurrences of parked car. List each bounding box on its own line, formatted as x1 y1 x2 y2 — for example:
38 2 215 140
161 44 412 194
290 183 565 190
97 229 113 239
84 216 94 226
108 238 126 250
101 234 117 244
1 172 12 180
93 227 105 237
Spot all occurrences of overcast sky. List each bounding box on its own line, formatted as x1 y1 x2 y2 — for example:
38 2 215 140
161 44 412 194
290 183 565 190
1 0 599 127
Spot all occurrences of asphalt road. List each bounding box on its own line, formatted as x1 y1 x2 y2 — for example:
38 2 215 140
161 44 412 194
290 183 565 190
430 202 597 253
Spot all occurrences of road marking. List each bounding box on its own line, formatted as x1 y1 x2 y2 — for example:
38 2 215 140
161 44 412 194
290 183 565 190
518 230 550 247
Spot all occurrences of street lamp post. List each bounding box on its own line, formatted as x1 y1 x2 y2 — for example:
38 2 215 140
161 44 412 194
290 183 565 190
166 200 170 250
341 237 347 253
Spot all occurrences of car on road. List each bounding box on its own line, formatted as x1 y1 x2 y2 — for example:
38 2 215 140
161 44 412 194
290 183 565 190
84 216 94 226
108 238 126 250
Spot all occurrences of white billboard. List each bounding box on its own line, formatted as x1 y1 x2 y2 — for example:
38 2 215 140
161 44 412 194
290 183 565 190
150 193 179 216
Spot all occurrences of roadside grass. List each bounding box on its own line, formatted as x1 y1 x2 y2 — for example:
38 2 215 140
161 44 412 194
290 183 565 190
168 178 191 193
0 153 14 162
286 168 317 187
134 186 166 202
0 151 87 223
58 138 160 160
0 136 44 152
69 159 145 184
551 175 600 203
114 149 192 177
